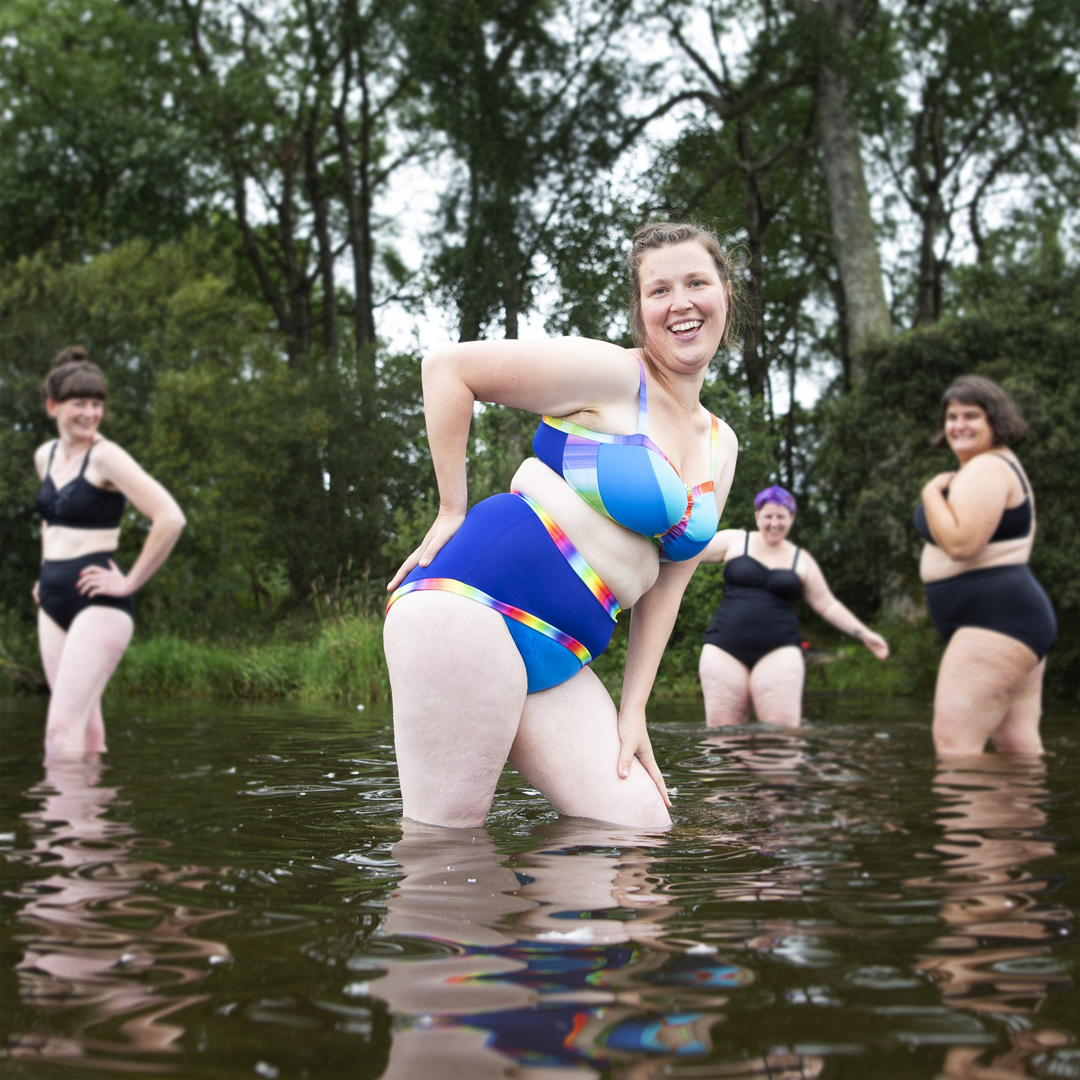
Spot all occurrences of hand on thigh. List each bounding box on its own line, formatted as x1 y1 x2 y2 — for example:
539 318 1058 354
511 668 671 829
749 647 805 727
699 645 751 726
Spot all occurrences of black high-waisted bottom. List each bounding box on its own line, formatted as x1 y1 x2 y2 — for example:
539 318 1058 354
38 552 135 632
924 564 1056 660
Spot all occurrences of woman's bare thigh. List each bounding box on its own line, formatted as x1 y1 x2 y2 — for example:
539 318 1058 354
933 628 1041 755
384 591 528 828
699 644 751 727
749 646 805 727
511 667 670 829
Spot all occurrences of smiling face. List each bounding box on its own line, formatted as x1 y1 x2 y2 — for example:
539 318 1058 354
47 396 104 442
637 240 728 375
944 399 994 462
754 502 793 545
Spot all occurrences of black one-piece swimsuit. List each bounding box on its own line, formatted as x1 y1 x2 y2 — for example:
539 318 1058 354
703 533 803 670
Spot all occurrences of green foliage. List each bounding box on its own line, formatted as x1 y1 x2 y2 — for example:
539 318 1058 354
0 0 198 264
104 615 388 703
0 231 432 646
405 0 634 340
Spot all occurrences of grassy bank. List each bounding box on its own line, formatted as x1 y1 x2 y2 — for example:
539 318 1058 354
0 612 948 705
0 614 389 704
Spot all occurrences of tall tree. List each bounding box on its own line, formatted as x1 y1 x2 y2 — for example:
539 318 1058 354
649 0 821 400
869 0 1080 326
0 0 199 265
167 0 421 366
405 0 631 342
805 0 892 362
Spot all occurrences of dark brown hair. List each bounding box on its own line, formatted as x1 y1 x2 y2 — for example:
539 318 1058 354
627 222 741 382
931 375 1028 448
40 345 108 403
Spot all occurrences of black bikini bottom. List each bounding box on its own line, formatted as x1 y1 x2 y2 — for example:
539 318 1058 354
39 553 135 632
924 564 1056 660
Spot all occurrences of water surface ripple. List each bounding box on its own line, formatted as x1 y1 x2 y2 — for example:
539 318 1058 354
1 695 1076 1079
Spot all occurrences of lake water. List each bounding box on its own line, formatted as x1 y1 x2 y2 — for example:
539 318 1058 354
1 694 1077 1080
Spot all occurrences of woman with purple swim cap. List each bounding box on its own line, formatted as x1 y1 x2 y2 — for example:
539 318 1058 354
697 484 889 726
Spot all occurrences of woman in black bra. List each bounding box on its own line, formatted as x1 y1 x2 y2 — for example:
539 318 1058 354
698 485 889 726
915 376 1055 754
33 347 186 761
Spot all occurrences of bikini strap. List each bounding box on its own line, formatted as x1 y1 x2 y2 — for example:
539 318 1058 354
79 441 97 476
993 454 1029 495
46 441 58 472
635 357 648 435
743 530 751 555
791 546 800 571
709 414 719 472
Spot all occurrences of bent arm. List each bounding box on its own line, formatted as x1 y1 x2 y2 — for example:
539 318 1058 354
921 456 1010 560
95 444 186 593
801 553 889 659
388 337 643 590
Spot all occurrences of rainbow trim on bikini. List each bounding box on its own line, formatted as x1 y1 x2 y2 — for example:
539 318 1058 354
511 490 621 620
658 415 720 544
388 577 593 664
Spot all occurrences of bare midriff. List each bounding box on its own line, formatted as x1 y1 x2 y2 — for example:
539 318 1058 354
43 525 121 562
920 533 1033 585
511 456 659 609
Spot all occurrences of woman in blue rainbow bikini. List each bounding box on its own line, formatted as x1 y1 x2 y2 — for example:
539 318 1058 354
385 222 739 828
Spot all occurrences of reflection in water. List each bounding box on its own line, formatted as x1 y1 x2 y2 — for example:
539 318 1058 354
682 730 1075 1078
2 760 233 1072
0 698 1074 1078
364 821 750 1078
909 756 1074 1079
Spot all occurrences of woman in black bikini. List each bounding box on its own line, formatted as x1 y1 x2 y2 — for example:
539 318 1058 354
915 376 1055 754
33 347 186 761
698 485 889 726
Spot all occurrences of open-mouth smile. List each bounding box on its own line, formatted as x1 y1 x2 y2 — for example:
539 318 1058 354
669 320 703 338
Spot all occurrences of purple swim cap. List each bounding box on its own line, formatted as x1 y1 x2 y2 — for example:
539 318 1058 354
754 485 797 514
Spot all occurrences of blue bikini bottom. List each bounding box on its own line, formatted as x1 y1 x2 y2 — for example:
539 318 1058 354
386 493 620 692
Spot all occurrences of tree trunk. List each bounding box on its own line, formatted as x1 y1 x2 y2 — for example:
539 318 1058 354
816 0 891 366
738 122 770 400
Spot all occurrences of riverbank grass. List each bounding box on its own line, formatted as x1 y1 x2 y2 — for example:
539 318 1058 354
105 616 389 703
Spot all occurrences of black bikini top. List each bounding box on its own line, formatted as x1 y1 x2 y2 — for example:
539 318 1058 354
35 441 126 529
913 455 1032 546
722 531 803 602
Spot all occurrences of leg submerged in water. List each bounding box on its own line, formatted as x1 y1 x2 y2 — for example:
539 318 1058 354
40 606 133 761
932 627 1043 755
384 590 528 828
699 644 751 726
512 667 671 828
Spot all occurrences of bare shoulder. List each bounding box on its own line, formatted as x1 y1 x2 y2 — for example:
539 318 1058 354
89 439 146 484
33 440 55 478
715 417 738 454
795 546 823 577
954 451 1019 493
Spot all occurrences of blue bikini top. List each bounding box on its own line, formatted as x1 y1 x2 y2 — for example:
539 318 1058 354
913 455 1032 545
35 441 126 529
723 531 803 601
533 358 720 562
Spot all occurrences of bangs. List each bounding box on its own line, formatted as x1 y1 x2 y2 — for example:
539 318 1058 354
55 367 107 402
